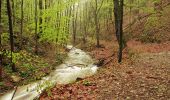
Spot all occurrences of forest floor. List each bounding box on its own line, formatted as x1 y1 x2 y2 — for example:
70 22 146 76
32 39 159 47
40 40 170 100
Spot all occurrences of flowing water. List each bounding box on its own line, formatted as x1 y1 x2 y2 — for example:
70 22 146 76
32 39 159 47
0 46 98 100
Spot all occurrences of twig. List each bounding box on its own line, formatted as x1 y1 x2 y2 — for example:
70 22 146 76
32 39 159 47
11 86 17 100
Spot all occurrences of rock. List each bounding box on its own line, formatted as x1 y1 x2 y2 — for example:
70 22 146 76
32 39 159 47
94 58 105 67
65 45 73 51
11 75 22 83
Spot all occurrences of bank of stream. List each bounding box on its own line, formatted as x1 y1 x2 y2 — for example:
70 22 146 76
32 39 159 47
0 46 98 100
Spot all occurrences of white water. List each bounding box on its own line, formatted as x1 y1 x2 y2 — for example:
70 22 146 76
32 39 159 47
0 46 98 100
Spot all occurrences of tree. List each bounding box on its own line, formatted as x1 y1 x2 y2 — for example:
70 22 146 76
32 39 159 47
34 0 38 54
0 0 2 80
39 0 43 34
7 0 16 71
82 2 88 44
20 0 24 49
113 0 124 63
93 0 104 48
72 4 79 45
11 0 15 25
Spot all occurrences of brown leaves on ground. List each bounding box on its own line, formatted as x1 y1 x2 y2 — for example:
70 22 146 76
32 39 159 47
127 40 170 53
40 81 99 100
40 40 170 100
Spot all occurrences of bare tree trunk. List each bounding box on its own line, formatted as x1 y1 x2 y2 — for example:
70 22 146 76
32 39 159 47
72 4 78 45
113 0 124 63
39 0 43 34
83 2 88 44
7 0 16 71
113 0 119 42
118 0 124 63
11 0 15 25
34 0 38 54
0 0 1 23
0 0 2 80
95 0 100 47
20 0 24 50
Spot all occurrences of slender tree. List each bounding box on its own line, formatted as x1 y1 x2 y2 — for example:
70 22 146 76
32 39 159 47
72 4 78 45
11 0 15 25
0 0 2 80
20 0 24 49
7 0 16 71
83 2 88 44
113 0 124 63
93 0 104 47
0 0 1 23
34 0 38 54
39 0 43 34
94 0 100 47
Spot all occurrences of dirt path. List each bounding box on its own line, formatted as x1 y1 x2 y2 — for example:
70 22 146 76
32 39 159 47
40 41 170 100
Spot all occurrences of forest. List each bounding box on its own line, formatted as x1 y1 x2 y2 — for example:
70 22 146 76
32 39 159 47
0 0 170 99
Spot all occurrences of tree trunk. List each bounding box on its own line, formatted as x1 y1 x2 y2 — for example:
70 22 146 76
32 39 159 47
113 0 119 42
118 0 124 63
0 0 2 80
11 0 15 25
34 0 38 54
113 0 124 63
72 4 78 45
0 0 1 23
39 0 43 34
7 0 16 71
20 0 24 50
95 0 100 47
83 3 87 44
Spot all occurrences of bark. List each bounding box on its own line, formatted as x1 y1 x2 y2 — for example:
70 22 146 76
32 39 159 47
83 3 88 44
20 0 24 50
7 0 16 71
72 4 78 45
39 0 43 34
113 0 119 42
113 0 124 63
118 0 124 63
0 0 2 80
34 0 38 54
11 0 15 25
0 0 1 23
95 0 100 47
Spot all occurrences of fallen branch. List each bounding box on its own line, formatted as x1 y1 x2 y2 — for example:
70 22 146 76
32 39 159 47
95 54 114 67
11 86 17 100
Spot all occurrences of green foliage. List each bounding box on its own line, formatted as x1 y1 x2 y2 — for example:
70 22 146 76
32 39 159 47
145 16 160 32
0 82 4 86
1 33 9 45
20 71 30 78
38 0 79 45
37 81 54 96
3 50 22 64
83 80 92 86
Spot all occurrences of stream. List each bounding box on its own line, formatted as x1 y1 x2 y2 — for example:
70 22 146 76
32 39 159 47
0 46 98 100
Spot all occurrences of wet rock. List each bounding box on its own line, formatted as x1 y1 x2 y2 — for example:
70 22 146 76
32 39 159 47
94 58 105 67
65 45 73 51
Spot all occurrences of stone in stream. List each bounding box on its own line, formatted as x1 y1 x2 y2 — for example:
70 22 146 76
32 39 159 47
65 45 74 51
